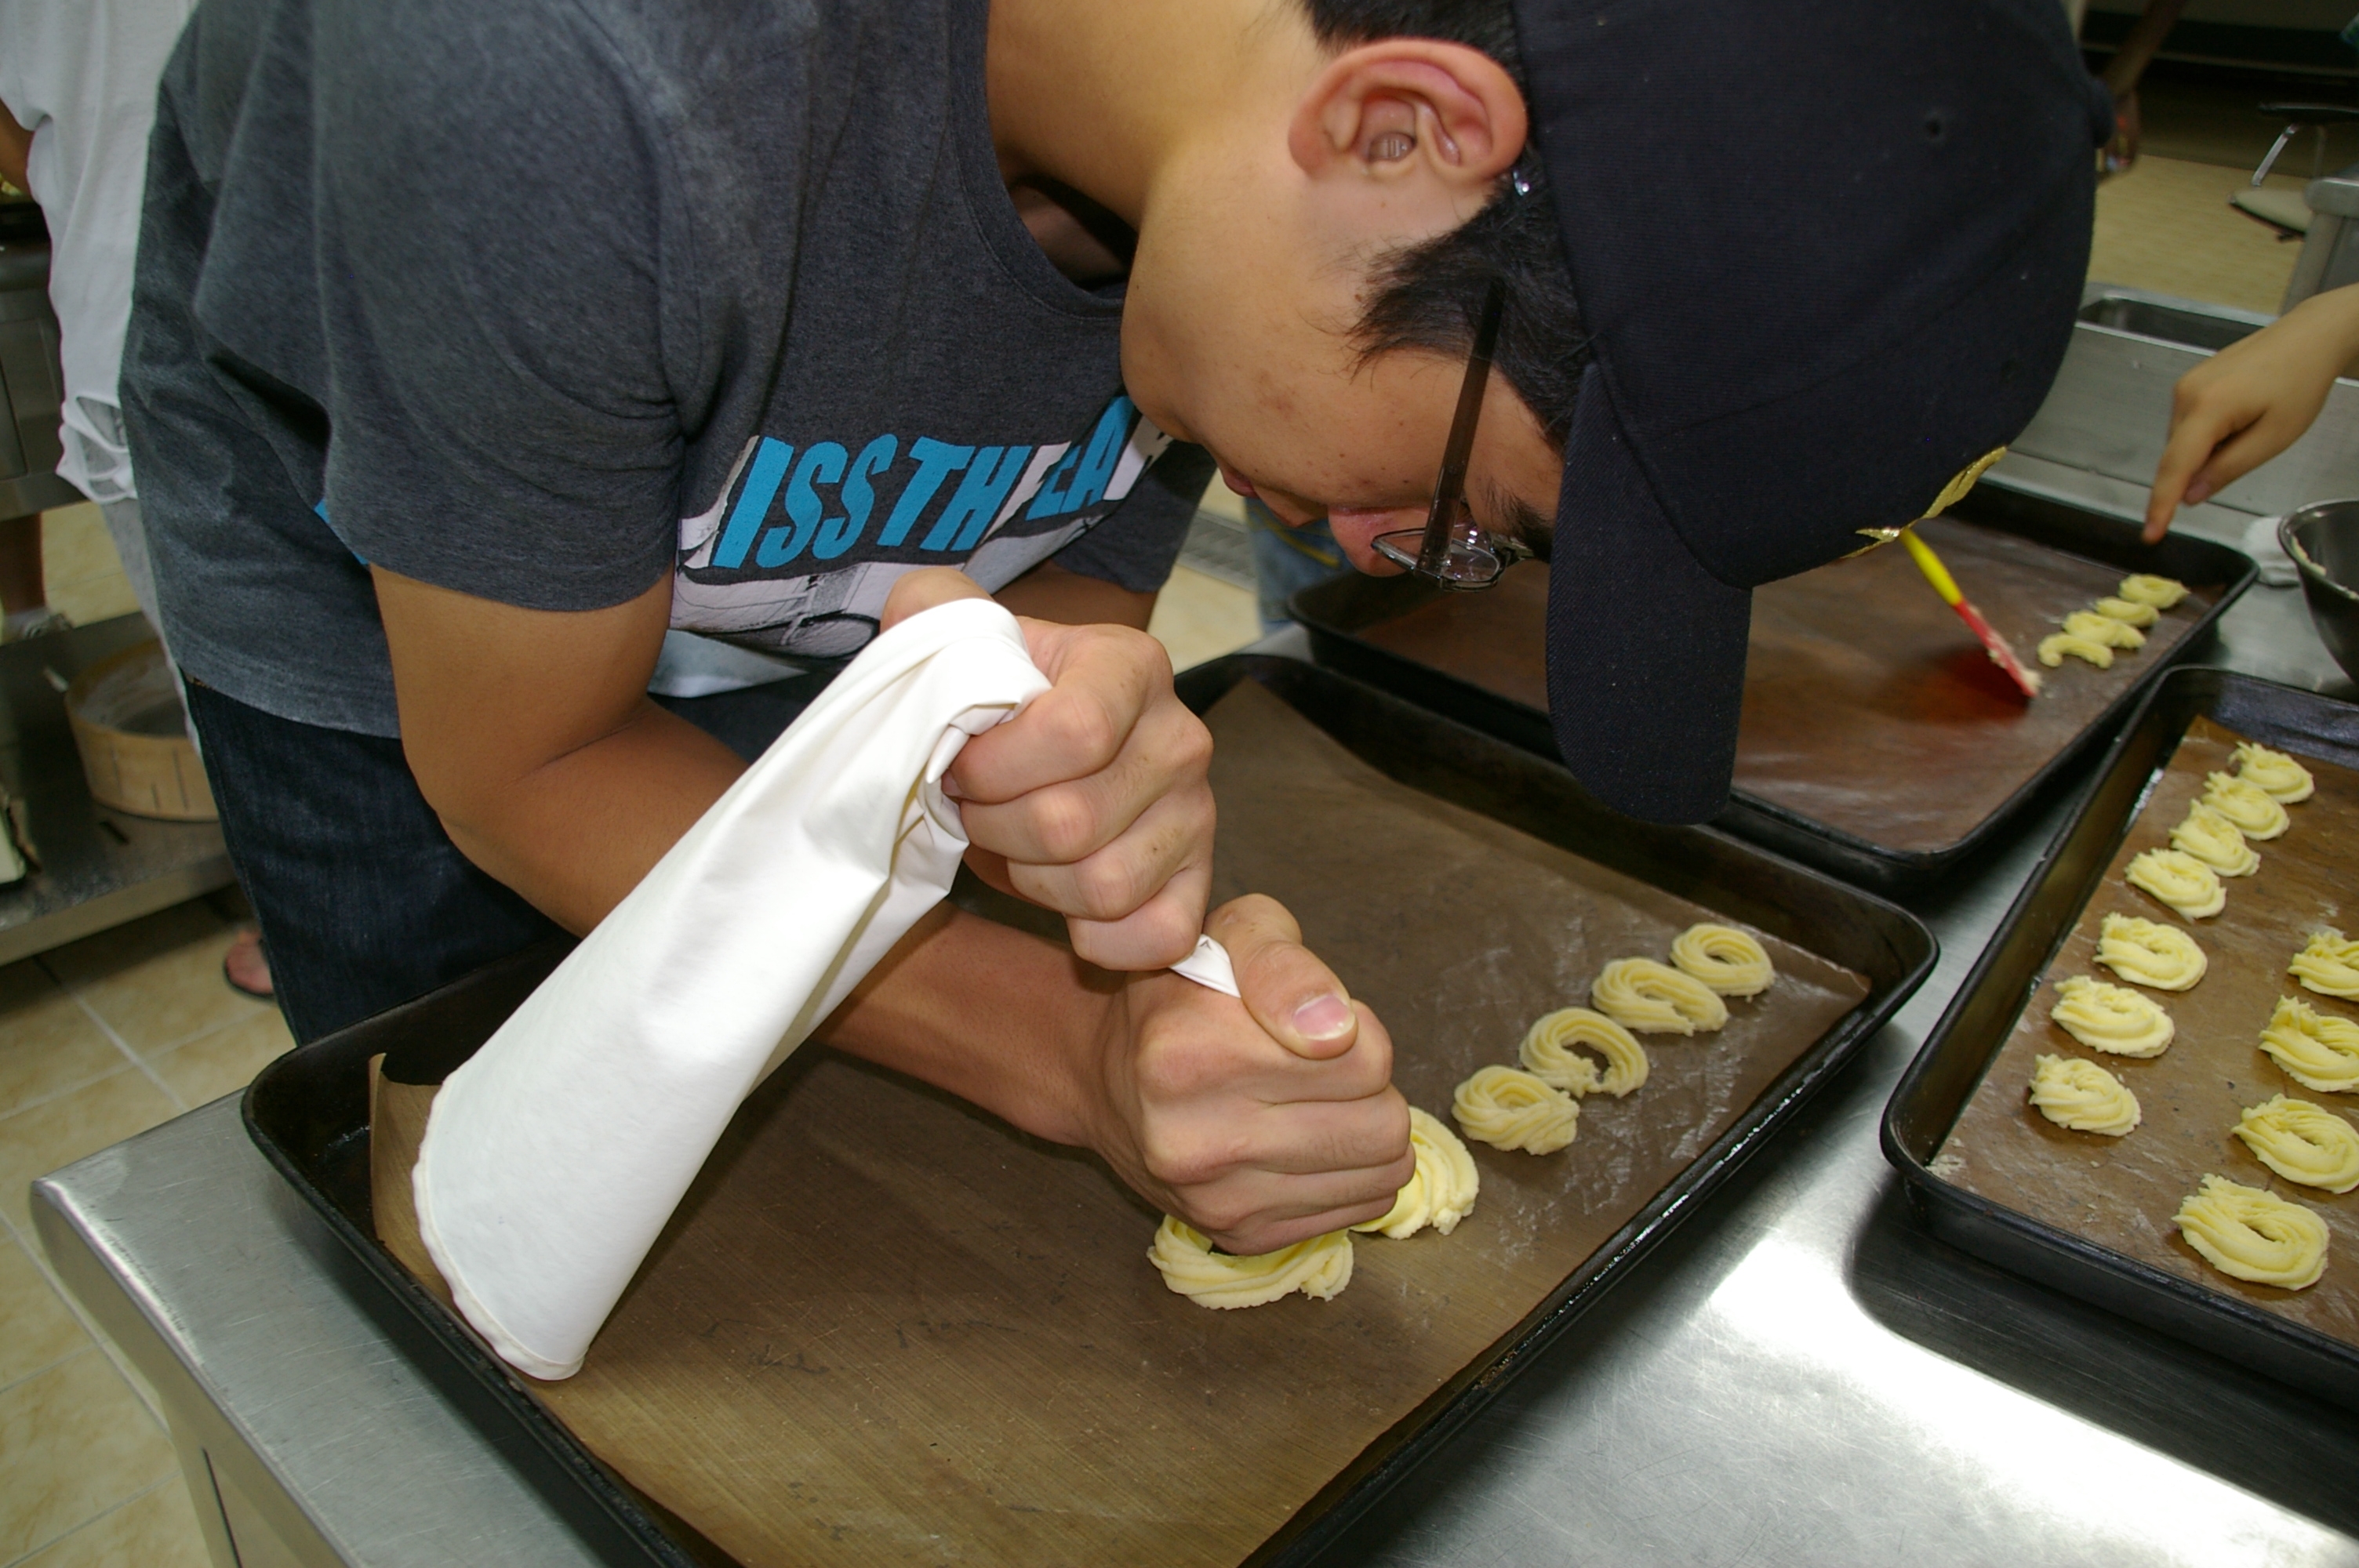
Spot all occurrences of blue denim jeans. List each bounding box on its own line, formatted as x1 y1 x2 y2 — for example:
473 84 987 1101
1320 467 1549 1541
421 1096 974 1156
184 677 822 1044
1243 499 1351 633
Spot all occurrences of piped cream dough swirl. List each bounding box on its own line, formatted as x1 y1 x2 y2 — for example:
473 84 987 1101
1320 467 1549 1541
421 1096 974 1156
1452 1065 1579 1154
2173 1174 2328 1290
2169 802 2257 877
2094 595 2158 627
1148 1218 1354 1309
2117 573 2189 608
2125 848 2225 919
2234 1096 2359 1193
2234 741 2314 803
2095 913 2206 991
2203 772 2289 840
1353 1108 1480 1239
1592 958 1729 1034
2063 608 2145 650
2049 975 2174 1057
2037 631 2113 670
2290 930 2359 1000
2028 1054 2140 1135
1668 923 1775 997
2259 995 2359 1092
1519 1007 1648 1098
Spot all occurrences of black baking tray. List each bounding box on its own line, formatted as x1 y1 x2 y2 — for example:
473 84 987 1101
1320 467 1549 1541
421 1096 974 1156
245 653 1936 1567
1290 481 2256 891
1881 666 2359 1411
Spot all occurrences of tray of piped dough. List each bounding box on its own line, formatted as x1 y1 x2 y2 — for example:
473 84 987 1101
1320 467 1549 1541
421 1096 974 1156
1289 480 2255 891
1885 667 2359 1413
246 655 1931 1568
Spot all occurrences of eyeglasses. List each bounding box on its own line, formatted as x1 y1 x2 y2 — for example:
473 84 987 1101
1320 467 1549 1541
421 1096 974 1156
1372 278 1531 590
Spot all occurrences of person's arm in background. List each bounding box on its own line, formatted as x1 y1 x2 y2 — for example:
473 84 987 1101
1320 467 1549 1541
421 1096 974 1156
0 101 30 191
2145 282 2359 540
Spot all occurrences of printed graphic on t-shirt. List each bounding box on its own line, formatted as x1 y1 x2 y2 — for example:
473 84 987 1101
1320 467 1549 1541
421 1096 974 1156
671 394 1172 658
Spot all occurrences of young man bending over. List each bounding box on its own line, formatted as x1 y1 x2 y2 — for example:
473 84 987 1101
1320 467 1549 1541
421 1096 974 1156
124 0 2102 1250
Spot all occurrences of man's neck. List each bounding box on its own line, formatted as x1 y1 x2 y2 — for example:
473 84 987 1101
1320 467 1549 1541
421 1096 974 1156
985 0 1310 228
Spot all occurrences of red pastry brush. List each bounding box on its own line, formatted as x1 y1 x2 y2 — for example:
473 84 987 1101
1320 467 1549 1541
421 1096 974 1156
1900 527 2043 700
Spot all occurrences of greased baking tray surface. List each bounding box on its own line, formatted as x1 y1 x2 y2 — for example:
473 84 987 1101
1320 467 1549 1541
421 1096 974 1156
1885 669 2359 1410
248 655 1933 1567
1292 485 2254 887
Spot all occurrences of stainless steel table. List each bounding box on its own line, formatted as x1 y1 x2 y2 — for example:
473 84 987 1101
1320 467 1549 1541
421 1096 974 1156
31 589 2359 1568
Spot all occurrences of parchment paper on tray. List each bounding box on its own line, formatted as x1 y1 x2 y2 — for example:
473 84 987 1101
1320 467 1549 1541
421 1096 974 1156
1939 717 2359 1343
372 677 1869 1568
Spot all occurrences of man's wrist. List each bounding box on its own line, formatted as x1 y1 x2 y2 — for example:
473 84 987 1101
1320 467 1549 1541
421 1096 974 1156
820 906 1118 1151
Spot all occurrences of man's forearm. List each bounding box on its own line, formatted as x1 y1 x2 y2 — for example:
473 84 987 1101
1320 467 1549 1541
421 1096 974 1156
995 559 1155 629
820 903 1107 1148
434 698 747 935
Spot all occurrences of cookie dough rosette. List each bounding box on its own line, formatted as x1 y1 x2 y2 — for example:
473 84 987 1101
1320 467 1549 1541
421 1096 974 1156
2173 1175 2328 1290
1519 1007 1648 1098
1592 958 1728 1035
1352 1108 1480 1239
2290 931 2359 1000
2168 802 2257 877
1667 923 1775 998
2259 996 2359 1093
1452 1065 1579 1155
2234 741 2314 803
2095 913 2206 990
2048 975 2173 1058
2125 848 2225 920
2202 772 2289 840
2028 1055 2141 1136
1149 1219 1354 1309
2234 1097 2359 1194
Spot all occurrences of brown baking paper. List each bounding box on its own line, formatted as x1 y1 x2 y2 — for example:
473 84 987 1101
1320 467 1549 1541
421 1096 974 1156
1358 516 2220 854
1938 717 2359 1341
372 679 1868 1568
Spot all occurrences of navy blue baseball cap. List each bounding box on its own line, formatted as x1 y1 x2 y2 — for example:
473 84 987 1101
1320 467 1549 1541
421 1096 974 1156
1511 0 2112 822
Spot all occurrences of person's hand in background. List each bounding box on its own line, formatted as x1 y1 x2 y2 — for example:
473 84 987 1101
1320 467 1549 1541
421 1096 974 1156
2146 282 2359 542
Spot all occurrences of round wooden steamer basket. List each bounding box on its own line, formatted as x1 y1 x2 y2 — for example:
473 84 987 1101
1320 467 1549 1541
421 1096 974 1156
64 641 216 821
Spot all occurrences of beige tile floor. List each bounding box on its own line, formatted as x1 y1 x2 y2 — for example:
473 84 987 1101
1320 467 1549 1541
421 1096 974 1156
0 131 2317 1568
2089 154 2312 315
0 900 284 1568
30 504 142 631
1146 561 1263 672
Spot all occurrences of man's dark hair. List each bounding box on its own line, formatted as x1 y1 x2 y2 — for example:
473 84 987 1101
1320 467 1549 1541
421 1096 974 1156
1307 1 1586 452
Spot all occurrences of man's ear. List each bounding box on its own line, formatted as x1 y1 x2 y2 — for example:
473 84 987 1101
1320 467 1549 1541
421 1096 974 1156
1287 40 1525 198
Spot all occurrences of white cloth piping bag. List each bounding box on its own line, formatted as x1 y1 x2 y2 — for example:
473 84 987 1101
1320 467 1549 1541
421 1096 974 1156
414 597 1241 1378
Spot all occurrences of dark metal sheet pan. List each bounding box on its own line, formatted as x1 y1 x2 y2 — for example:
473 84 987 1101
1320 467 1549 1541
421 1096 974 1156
245 655 1935 1566
1882 667 2359 1411
1290 482 2257 890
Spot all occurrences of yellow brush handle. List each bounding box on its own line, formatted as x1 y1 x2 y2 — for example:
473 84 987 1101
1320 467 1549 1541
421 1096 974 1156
1899 526 1964 608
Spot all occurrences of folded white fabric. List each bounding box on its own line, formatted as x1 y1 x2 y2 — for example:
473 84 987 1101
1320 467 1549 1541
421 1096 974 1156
2242 513 2300 589
413 598 1049 1379
1171 933 1241 998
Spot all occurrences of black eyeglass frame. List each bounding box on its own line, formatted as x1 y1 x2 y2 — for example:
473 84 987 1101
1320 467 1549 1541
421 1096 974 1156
1371 278 1531 590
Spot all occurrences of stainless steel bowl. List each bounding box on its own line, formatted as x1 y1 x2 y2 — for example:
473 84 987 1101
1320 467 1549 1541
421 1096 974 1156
2281 499 2359 684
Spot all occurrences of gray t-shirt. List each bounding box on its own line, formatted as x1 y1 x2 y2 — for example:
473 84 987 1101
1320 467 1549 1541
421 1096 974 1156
124 0 1211 737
